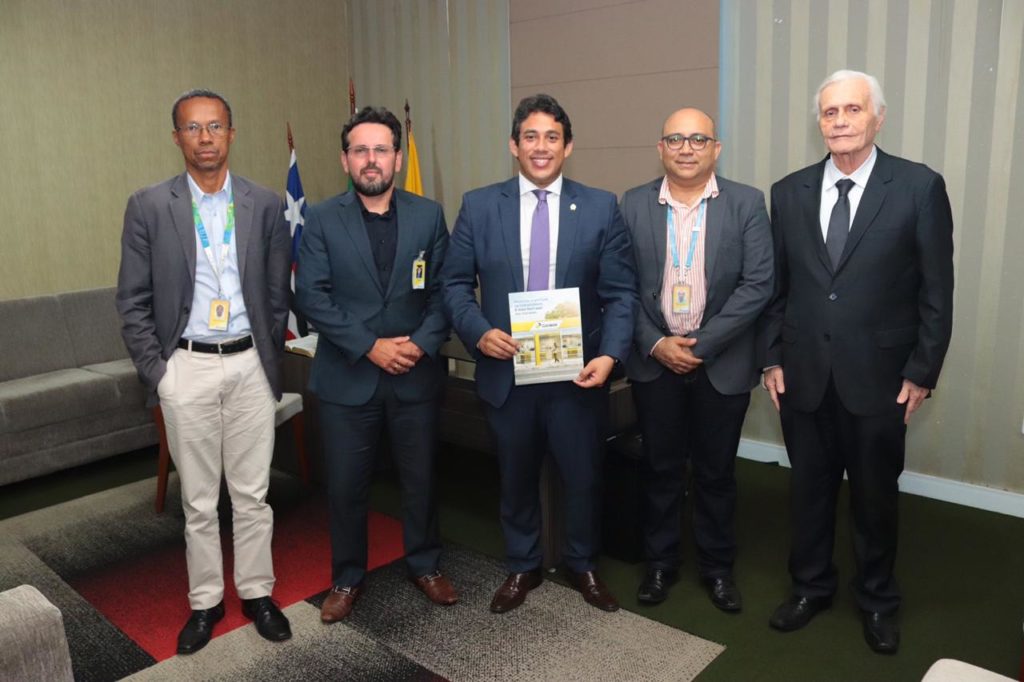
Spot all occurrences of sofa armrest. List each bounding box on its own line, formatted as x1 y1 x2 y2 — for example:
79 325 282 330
0 585 74 682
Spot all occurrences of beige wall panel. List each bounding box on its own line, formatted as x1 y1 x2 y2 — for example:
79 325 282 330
511 0 645 23
0 0 348 300
509 0 718 197
512 67 717 153
510 0 717 87
557 147 665 197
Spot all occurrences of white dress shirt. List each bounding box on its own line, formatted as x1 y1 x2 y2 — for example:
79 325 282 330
819 145 878 239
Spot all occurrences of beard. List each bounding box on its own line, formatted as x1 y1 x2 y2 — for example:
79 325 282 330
352 165 395 197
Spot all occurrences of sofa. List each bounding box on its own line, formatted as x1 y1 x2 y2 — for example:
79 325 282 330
0 585 74 682
0 287 156 485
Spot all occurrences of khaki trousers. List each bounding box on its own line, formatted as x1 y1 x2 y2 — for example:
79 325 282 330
158 346 276 609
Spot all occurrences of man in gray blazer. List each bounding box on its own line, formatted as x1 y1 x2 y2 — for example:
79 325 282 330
116 89 292 654
622 108 773 610
295 107 455 623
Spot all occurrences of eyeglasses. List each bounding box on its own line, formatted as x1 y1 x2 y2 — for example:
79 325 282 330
347 145 397 158
660 133 716 151
177 122 231 138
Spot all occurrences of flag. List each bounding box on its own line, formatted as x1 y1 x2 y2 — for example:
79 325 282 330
403 99 424 196
285 123 308 338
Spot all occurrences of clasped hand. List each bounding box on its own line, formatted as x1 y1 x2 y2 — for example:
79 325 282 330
368 336 423 375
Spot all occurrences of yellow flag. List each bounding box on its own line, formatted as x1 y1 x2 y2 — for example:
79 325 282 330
404 129 424 196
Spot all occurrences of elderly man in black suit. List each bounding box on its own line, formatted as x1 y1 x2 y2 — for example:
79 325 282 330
762 70 954 654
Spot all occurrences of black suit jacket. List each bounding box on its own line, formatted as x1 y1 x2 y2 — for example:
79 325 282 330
761 149 954 415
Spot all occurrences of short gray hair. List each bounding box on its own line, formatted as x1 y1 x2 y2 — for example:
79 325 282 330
814 70 886 119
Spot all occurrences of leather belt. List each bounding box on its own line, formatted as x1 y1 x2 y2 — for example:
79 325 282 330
177 336 254 355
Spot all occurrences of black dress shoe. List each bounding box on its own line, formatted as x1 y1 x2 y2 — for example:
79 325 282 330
637 568 678 605
242 596 292 642
704 576 742 612
769 594 832 631
862 611 900 654
176 602 225 654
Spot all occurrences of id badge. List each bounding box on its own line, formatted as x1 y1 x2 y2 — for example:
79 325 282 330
412 251 426 290
208 298 230 331
672 284 691 315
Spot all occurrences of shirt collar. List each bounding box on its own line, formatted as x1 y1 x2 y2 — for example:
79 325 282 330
186 171 232 202
519 173 563 198
824 146 877 189
358 192 397 219
658 173 719 208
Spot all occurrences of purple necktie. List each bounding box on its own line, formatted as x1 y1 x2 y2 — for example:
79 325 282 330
527 189 550 291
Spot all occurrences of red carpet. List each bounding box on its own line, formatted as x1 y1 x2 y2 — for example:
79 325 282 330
70 495 404 661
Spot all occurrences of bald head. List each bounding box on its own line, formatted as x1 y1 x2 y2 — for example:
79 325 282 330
662 108 716 139
657 107 721 194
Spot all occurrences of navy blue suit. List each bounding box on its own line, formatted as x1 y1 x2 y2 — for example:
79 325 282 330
442 176 637 572
296 189 449 587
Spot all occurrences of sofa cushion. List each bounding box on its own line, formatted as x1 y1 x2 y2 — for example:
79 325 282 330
0 406 152 459
0 369 121 433
0 296 76 382
82 359 147 409
58 287 129 367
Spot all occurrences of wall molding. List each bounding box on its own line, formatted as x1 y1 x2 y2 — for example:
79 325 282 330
738 439 1024 520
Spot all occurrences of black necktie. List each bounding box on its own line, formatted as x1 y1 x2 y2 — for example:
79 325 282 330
825 179 855 268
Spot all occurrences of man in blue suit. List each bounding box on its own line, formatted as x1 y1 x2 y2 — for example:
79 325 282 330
442 94 638 613
296 107 456 623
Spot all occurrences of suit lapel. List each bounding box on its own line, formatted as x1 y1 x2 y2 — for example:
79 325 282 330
337 192 383 295
800 158 830 272
232 175 254 283
836 149 891 271
385 190 414 299
498 179 524 292
703 187 722 285
169 174 197 284
555 180 580 288
645 181 667 294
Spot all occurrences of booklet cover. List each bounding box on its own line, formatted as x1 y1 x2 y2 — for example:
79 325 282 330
508 287 584 385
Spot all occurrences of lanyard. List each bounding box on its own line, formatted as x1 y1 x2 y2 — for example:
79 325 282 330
667 198 706 271
191 193 235 290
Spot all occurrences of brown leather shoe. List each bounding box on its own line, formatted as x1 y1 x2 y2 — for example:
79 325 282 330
320 585 361 623
489 569 543 614
568 570 619 612
411 571 458 605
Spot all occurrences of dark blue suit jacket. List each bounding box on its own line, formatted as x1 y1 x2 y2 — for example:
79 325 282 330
441 177 638 408
295 189 449 406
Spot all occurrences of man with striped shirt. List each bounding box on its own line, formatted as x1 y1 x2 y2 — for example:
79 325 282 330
621 108 774 610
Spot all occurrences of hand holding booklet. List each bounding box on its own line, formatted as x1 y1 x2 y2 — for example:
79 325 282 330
508 287 584 385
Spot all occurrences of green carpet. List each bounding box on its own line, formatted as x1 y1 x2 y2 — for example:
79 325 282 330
3 444 1022 681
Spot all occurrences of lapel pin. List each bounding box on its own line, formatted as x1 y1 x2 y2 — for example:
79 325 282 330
570 203 577 211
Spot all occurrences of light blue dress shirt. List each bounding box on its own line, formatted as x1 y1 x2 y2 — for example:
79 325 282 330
182 172 252 342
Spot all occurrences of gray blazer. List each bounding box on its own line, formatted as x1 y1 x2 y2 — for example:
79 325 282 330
116 172 291 406
621 175 773 395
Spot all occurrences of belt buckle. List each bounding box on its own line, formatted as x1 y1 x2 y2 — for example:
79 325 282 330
217 341 225 356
